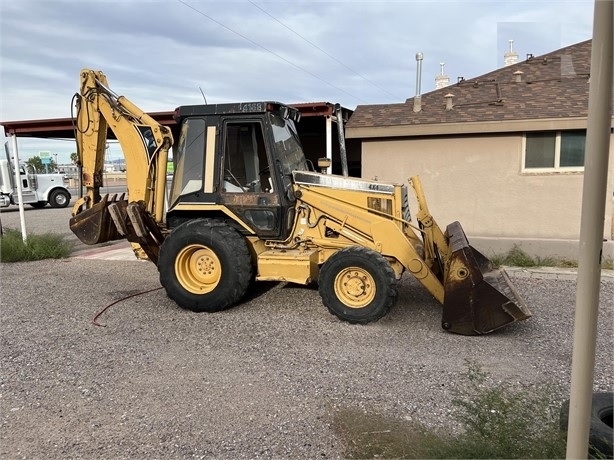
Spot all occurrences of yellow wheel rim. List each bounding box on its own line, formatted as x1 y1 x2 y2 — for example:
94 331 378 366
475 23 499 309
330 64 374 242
334 267 376 308
175 244 222 294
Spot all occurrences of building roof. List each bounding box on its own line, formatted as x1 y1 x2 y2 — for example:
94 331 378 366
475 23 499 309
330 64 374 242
1 102 351 139
346 40 611 138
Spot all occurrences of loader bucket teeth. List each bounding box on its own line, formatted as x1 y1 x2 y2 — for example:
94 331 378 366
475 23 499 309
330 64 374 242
442 222 532 335
69 195 127 245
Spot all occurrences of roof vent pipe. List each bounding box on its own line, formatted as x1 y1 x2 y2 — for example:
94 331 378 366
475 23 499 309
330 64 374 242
514 70 523 83
413 52 423 113
444 93 454 111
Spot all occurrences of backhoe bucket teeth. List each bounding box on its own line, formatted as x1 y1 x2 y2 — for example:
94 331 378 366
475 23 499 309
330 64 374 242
442 222 532 335
69 195 127 245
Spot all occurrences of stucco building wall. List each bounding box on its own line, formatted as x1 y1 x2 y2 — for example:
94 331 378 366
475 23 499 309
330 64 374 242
361 134 613 244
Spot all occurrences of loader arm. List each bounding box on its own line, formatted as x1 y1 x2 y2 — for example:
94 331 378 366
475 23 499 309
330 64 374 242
291 172 446 298
410 176 450 273
69 69 173 262
290 171 531 335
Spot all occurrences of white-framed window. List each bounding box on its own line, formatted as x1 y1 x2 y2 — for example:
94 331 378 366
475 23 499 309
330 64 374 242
522 130 586 172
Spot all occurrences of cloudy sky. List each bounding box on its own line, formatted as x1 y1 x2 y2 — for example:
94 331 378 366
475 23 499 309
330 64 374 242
0 0 595 163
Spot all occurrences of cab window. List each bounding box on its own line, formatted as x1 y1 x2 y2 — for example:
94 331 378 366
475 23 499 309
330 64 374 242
171 118 206 200
223 122 272 193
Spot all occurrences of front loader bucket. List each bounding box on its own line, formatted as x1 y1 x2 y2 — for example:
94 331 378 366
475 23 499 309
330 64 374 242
442 222 532 335
69 194 127 245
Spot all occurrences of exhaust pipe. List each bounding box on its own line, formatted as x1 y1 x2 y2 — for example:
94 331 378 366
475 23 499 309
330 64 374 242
413 52 423 113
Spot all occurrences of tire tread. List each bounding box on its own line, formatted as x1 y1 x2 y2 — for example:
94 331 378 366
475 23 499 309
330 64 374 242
319 246 397 324
158 219 252 312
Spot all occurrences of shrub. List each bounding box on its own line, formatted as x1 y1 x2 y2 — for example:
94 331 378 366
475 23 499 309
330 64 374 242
0 228 73 262
429 361 567 459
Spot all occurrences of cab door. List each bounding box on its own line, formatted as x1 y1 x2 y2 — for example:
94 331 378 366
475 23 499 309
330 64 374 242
218 118 286 238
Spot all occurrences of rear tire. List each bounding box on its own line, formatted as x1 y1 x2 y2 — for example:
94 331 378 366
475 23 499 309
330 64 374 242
49 189 70 208
319 246 397 324
158 219 253 312
560 392 613 459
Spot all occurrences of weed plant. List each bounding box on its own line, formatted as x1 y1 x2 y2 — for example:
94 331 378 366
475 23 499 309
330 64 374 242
335 361 567 459
490 245 558 268
490 244 613 270
0 228 73 262
427 361 567 459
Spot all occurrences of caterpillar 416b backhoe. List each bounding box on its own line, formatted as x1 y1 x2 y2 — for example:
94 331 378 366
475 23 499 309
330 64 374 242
70 69 531 335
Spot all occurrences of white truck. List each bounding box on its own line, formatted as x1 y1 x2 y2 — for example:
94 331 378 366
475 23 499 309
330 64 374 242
0 157 71 209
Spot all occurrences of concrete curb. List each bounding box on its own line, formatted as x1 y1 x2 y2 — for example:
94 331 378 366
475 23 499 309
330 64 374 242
71 240 139 261
505 266 614 281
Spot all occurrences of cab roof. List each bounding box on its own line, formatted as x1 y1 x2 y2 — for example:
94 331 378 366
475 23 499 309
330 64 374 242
174 101 289 120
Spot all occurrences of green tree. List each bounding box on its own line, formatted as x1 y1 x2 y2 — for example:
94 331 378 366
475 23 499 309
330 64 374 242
26 156 43 173
25 156 56 174
70 152 79 165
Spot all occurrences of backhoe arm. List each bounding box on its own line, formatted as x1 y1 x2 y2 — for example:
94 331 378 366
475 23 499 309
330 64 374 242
70 69 174 262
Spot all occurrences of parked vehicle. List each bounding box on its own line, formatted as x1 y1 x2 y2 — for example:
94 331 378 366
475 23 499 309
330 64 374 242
69 69 531 335
0 150 71 209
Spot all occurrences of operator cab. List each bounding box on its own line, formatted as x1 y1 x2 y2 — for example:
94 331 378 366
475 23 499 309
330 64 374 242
167 102 307 240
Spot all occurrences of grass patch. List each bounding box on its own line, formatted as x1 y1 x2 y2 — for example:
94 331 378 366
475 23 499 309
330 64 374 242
490 244 613 270
490 245 560 268
0 228 73 262
334 361 567 459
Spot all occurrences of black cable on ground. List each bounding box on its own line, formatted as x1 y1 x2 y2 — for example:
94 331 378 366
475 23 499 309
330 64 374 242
92 287 164 327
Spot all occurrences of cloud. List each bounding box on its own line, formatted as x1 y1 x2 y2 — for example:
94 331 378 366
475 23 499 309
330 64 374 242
0 0 594 162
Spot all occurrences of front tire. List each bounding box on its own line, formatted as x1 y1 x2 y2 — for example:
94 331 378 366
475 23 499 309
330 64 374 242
158 219 253 312
49 189 70 208
318 246 397 324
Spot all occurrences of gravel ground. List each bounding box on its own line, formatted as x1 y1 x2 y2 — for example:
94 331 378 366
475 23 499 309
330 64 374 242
1 203 613 458
1 256 612 459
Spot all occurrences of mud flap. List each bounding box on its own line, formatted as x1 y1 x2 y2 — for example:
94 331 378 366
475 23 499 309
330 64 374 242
442 222 532 335
69 194 126 245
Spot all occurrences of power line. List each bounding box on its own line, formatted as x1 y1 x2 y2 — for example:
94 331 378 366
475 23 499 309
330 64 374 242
175 0 367 104
248 0 401 100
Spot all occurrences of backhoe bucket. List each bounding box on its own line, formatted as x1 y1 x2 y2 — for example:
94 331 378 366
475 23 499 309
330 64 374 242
442 222 531 335
69 194 127 245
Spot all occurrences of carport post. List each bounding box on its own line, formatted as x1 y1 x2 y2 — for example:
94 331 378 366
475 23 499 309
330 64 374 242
325 115 332 163
10 134 27 242
335 104 349 177
565 0 613 458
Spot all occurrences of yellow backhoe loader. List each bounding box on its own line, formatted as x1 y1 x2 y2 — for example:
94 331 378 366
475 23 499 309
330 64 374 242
70 69 531 335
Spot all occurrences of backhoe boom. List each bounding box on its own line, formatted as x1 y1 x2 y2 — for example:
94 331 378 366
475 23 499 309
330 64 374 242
70 69 173 261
